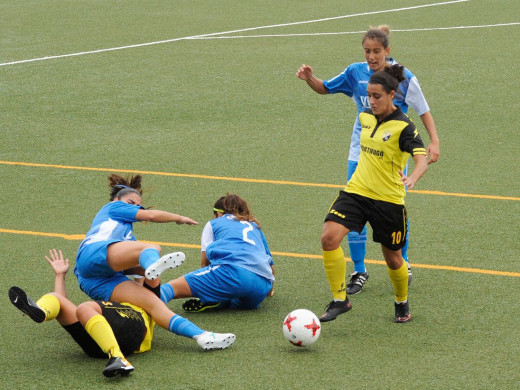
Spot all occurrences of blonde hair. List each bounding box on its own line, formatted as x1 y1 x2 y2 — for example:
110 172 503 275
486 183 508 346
376 25 390 36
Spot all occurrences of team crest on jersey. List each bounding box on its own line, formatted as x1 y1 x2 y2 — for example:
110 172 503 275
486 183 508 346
382 132 391 141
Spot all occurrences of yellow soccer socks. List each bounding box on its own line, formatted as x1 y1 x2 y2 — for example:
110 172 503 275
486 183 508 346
85 315 124 359
36 294 60 321
387 261 409 303
322 247 347 301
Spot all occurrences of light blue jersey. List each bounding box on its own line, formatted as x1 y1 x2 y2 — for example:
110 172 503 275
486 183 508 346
75 201 142 280
323 60 429 162
201 215 275 282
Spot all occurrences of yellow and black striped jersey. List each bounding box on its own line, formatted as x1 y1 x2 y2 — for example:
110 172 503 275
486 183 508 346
345 107 426 205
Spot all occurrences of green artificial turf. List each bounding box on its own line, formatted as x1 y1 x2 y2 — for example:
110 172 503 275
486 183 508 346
1 0 519 388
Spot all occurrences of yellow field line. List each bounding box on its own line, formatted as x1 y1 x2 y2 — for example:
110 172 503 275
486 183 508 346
1 160 519 201
2 227 519 278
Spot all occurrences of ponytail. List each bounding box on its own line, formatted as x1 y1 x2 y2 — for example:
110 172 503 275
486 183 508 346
213 194 260 228
108 174 142 201
362 25 390 48
369 63 405 93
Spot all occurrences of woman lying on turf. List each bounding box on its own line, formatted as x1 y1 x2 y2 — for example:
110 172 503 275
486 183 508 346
10 249 155 378
160 194 275 312
74 174 235 352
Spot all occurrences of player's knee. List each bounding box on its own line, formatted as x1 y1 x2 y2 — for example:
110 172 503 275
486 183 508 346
47 291 66 303
321 231 341 251
347 231 365 243
347 226 367 241
149 244 161 253
76 301 102 324
382 247 403 270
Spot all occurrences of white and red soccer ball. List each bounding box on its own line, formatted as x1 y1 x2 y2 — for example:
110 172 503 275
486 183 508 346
282 309 321 347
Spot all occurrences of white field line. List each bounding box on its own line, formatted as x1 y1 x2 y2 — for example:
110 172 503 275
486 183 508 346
191 22 520 40
0 0 469 67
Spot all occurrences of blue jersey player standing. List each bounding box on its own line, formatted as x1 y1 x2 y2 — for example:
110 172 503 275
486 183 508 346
160 194 275 312
297 25 440 294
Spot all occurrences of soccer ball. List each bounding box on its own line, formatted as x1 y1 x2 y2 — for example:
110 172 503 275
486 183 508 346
282 309 321 347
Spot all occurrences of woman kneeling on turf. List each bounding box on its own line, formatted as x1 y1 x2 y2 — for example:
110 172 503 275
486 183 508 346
160 194 275 312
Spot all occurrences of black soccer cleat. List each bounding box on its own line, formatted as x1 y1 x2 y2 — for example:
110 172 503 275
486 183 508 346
346 272 369 295
8 286 46 323
319 298 352 322
102 357 134 378
394 301 411 323
182 298 224 313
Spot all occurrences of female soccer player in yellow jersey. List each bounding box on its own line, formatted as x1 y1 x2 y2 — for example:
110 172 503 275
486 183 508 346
297 26 439 294
9 249 150 377
319 64 428 323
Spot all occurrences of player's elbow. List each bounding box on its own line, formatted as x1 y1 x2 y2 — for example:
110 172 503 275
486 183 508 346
137 209 161 222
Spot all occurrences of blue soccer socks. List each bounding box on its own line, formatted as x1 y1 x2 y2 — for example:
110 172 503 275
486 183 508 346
347 226 367 273
138 248 161 270
168 314 204 338
160 283 175 303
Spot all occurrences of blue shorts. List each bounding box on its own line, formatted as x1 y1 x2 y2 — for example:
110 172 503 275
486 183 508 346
184 264 272 310
76 272 130 301
76 241 119 278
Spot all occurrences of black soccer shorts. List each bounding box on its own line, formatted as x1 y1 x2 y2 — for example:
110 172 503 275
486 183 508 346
325 191 408 251
62 301 147 358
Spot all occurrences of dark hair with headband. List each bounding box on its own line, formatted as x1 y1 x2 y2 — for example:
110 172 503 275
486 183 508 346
369 63 405 94
213 193 260 228
108 174 143 201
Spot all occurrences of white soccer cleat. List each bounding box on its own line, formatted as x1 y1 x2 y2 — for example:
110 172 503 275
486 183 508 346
196 331 236 350
145 252 185 280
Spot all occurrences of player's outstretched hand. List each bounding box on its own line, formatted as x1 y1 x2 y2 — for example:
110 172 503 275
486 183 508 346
176 216 199 225
45 249 70 275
